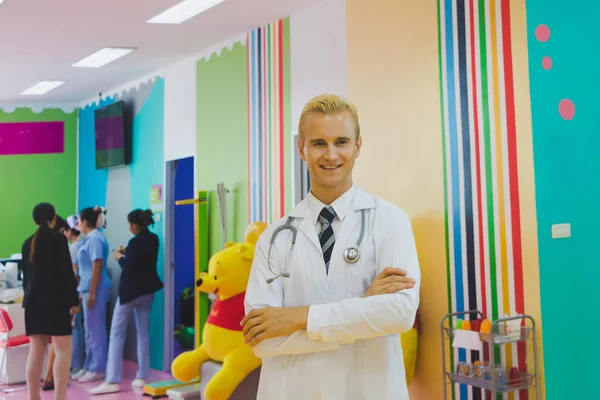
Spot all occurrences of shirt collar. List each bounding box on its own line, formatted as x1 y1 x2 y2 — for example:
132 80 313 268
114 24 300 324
85 229 99 239
307 184 356 225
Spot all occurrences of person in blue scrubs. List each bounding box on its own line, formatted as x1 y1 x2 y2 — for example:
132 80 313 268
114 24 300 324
71 207 112 383
63 214 85 376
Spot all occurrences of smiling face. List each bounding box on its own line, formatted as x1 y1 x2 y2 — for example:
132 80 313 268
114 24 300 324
299 110 362 204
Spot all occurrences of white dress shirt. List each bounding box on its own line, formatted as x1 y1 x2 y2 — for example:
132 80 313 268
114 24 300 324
306 184 356 238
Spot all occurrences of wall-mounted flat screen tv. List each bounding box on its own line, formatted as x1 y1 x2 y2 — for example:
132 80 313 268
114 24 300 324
95 100 131 169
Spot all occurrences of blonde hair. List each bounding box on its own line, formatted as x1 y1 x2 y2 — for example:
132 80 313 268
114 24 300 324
298 94 360 143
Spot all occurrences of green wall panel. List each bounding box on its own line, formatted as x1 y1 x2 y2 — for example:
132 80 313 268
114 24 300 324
0 108 77 257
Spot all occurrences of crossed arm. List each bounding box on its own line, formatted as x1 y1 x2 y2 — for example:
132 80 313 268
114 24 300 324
242 212 421 358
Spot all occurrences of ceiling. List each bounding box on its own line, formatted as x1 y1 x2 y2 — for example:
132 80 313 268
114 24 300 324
0 0 322 105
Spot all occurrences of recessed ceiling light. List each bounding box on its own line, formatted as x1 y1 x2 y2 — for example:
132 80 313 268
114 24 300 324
21 81 66 96
0 1 5 6
73 47 135 68
147 0 225 24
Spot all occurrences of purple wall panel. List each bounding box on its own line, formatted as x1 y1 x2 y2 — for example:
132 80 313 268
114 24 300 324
0 121 64 155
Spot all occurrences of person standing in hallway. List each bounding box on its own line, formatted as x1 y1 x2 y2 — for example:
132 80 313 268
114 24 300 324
63 214 85 376
72 206 112 383
242 94 420 400
40 215 70 392
89 209 163 395
21 203 79 400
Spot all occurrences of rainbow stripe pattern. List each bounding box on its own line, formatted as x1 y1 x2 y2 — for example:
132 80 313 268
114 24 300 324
247 20 287 224
437 0 527 399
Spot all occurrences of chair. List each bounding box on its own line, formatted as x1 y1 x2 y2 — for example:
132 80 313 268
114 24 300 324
0 308 29 392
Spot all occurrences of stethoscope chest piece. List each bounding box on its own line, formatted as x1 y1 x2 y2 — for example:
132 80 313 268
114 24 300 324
343 246 360 263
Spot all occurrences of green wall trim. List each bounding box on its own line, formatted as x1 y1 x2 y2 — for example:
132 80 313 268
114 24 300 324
196 41 249 257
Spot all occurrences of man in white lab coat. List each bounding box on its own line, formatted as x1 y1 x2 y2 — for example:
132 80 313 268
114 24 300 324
242 94 421 400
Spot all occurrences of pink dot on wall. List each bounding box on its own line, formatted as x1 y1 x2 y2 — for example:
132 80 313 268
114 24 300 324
536 24 551 42
559 99 575 120
542 56 552 70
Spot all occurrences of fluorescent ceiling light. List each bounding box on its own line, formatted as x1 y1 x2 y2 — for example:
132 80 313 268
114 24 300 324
21 81 66 96
73 47 135 68
147 0 225 24
0 1 5 6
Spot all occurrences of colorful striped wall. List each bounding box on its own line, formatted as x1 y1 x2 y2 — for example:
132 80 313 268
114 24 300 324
437 0 528 399
247 19 292 224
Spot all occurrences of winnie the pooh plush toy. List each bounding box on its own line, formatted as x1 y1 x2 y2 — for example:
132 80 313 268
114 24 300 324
170 222 266 400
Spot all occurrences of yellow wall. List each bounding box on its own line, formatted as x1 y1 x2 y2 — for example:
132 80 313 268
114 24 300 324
347 0 447 397
347 0 545 398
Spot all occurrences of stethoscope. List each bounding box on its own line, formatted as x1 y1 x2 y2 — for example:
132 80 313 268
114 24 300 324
266 209 366 284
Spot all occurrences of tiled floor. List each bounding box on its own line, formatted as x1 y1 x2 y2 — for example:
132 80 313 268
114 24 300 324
0 361 173 399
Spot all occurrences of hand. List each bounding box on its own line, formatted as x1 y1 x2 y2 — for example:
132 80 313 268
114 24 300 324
241 306 309 347
118 246 126 254
363 267 416 298
71 305 80 315
113 251 123 261
87 294 96 308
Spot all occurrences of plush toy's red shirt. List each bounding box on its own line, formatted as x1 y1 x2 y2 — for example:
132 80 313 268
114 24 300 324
206 292 246 331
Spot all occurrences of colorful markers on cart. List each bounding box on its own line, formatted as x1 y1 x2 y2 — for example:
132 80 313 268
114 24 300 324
454 317 491 333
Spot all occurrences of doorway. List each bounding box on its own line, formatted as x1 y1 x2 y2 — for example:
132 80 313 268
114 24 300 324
163 156 195 369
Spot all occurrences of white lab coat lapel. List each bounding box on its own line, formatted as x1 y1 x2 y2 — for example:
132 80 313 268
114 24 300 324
288 200 320 251
288 200 329 298
325 187 376 294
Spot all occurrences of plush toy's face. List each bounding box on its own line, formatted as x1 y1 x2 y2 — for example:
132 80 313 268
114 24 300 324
196 242 255 298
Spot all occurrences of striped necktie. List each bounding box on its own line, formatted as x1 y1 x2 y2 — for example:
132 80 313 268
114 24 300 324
319 206 337 275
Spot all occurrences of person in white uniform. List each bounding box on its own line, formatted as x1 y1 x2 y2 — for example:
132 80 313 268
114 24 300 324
242 94 421 400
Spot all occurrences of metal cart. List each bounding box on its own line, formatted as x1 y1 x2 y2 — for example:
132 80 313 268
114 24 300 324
440 310 540 399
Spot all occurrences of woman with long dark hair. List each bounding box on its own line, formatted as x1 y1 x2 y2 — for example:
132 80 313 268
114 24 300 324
21 203 79 400
40 214 70 391
89 209 163 395
71 206 112 383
